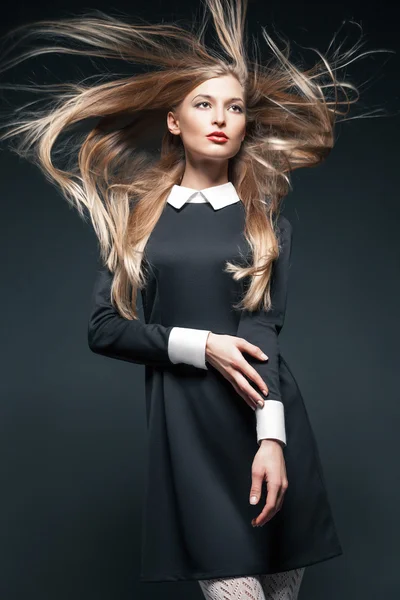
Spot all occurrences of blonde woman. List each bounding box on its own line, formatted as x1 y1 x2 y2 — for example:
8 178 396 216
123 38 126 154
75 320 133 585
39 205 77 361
0 1 388 598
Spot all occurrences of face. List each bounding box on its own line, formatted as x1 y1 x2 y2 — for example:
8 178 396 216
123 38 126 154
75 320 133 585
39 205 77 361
167 74 246 161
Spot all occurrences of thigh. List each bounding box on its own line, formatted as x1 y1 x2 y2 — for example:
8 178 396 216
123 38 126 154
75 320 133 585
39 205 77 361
198 574 267 600
259 568 306 600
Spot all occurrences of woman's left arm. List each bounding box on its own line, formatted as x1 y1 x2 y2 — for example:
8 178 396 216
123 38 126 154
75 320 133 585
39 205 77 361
236 216 293 447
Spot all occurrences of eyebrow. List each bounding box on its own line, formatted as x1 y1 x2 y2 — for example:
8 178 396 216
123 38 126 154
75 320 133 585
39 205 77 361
192 94 245 104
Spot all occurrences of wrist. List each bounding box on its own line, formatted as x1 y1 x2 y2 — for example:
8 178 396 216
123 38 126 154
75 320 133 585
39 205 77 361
259 438 285 449
205 331 213 358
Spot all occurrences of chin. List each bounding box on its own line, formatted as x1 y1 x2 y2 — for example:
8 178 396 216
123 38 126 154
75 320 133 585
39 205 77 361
196 145 239 159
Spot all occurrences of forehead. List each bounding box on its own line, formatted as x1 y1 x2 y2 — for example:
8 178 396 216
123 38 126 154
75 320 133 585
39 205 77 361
188 76 244 100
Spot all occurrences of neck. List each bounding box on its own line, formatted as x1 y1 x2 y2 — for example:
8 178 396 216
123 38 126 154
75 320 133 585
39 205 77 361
179 156 229 190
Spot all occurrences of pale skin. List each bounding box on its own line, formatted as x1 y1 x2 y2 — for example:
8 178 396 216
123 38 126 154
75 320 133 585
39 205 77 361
167 74 288 527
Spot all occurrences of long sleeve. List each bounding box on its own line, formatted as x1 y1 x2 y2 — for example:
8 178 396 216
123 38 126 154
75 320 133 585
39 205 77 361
168 327 211 370
88 267 210 369
236 216 293 446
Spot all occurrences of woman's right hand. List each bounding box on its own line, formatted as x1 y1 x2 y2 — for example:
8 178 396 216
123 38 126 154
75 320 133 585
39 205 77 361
205 332 269 411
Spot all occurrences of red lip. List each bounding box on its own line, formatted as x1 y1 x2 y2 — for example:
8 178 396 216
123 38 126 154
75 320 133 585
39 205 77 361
207 131 229 139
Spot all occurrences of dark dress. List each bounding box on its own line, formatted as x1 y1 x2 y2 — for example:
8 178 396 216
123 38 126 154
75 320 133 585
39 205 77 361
87 200 343 583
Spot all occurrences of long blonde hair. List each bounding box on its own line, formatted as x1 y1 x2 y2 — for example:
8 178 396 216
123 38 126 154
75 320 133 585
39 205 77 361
0 1 391 318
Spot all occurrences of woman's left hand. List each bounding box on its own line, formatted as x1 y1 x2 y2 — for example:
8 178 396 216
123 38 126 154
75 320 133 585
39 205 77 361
249 440 288 527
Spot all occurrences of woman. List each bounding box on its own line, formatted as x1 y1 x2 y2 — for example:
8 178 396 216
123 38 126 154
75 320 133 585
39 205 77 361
0 1 387 598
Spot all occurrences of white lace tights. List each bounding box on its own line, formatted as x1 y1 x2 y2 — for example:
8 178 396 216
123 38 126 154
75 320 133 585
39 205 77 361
198 567 305 600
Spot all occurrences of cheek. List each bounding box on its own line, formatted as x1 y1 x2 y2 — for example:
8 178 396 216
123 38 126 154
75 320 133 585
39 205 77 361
192 111 210 132
232 117 246 138
180 112 208 139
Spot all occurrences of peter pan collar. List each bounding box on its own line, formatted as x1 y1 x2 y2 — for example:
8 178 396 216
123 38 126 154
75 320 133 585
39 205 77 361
166 182 241 210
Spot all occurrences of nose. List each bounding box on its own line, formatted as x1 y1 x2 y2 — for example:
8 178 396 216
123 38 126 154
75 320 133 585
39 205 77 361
212 106 226 127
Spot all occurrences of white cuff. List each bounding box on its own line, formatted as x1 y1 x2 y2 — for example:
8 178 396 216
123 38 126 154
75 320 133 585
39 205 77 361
168 327 211 370
255 400 286 446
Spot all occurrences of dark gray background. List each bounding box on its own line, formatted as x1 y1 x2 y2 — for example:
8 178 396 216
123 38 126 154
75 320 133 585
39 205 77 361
1 1 399 598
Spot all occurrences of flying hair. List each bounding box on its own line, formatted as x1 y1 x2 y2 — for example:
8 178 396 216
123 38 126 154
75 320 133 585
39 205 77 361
0 0 393 317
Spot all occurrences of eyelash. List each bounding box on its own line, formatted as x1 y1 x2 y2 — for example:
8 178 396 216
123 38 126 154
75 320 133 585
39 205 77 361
195 101 244 113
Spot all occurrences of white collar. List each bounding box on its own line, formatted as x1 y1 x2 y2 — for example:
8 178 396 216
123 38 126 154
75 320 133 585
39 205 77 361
166 182 241 210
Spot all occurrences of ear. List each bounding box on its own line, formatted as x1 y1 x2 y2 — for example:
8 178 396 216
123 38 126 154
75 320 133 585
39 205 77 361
167 111 180 136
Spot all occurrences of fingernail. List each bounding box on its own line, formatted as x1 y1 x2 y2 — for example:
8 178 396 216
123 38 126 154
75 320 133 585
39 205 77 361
262 390 268 396
261 353 268 360
250 496 257 504
258 400 264 408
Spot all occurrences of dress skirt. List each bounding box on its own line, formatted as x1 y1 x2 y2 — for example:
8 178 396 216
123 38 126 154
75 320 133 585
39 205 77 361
139 355 343 582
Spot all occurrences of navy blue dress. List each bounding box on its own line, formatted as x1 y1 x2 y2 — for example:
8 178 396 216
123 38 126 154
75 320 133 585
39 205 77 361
87 200 343 582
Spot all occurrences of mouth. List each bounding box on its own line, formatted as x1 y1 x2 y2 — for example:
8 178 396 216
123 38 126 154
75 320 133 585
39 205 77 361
206 132 229 143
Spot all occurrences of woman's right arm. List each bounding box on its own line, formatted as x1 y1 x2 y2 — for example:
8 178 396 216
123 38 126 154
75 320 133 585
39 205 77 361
87 268 271 414
87 267 210 369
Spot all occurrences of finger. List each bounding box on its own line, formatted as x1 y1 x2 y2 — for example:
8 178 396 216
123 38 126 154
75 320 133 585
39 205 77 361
252 482 281 527
230 379 256 410
275 481 288 513
238 338 269 363
275 486 286 513
236 372 265 408
242 362 269 398
231 344 269 396
249 474 263 506
227 369 259 410
234 371 266 409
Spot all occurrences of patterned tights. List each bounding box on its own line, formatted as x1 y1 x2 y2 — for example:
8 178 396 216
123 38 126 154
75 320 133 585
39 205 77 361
198 567 305 600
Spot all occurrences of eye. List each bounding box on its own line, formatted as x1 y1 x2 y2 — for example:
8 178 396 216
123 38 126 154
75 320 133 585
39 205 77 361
194 101 244 113
231 104 244 113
